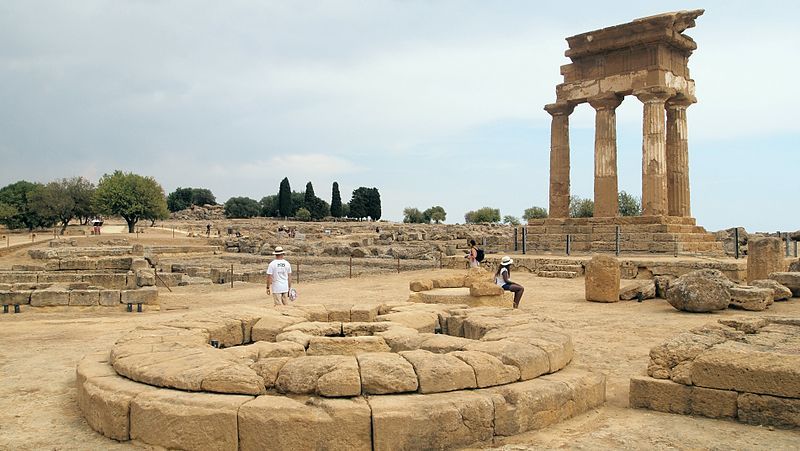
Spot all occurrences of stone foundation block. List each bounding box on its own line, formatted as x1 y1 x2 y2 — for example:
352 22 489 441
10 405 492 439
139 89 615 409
357 352 418 395
350 304 380 322
409 279 434 292
69 290 99 306
120 287 159 305
306 336 390 356
630 376 737 419
0 290 31 305
326 304 352 322
59 258 96 271
370 391 495 451
96 256 133 270
489 368 606 436
130 390 251 451
275 356 361 397
82 273 128 289
238 396 371 451
136 271 155 287
400 349 477 393
692 344 800 398
79 373 158 441
251 315 306 342
98 290 121 306
738 392 800 428
30 289 69 307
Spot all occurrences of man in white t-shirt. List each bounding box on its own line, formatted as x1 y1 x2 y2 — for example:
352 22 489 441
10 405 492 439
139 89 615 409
266 246 292 305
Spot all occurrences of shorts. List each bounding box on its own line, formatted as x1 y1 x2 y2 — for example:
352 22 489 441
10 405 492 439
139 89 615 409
501 283 513 291
272 292 290 305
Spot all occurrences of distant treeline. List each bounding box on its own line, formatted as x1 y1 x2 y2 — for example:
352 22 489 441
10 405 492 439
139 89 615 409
0 172 381 234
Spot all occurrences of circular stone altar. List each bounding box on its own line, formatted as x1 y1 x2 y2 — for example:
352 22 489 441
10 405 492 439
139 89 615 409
77 302 606 450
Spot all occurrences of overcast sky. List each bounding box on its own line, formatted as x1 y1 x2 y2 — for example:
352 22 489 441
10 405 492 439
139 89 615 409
1 1 798 232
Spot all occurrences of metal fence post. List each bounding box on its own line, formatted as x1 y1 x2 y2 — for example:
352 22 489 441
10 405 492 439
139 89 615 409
514 228 518 252
615 225 620 256
349 256 353 279
794 240 798 258
230 264 234 288
521 227 527 255
786 233 791 257
566 234 571 256
734 228 740 259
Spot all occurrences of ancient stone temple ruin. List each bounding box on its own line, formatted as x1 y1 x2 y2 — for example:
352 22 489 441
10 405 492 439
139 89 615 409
530 10 725 255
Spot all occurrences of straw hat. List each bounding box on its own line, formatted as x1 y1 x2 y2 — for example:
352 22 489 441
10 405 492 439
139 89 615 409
500 256 514 266
273 246 286 255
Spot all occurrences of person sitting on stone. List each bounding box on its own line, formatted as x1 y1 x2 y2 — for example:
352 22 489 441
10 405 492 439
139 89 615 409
495 256 524 308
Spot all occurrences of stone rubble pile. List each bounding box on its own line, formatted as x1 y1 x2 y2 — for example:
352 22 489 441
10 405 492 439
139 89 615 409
631 317 800 428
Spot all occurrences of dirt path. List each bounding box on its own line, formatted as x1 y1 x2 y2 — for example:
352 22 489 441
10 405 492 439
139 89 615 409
1 269 799 450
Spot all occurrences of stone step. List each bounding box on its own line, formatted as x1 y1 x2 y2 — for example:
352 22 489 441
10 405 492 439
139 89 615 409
537 270 579 279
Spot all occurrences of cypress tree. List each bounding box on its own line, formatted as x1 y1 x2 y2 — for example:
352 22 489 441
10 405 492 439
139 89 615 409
330 182 342 218
304 182 315 207
278 177 292 217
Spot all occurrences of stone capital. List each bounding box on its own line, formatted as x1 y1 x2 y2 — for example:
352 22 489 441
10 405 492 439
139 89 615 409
634 88 676 104
544 102 576 117
666 93 697 110
588 94 624 111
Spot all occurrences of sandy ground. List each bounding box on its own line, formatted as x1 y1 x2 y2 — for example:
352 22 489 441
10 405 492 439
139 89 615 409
2 246 800 449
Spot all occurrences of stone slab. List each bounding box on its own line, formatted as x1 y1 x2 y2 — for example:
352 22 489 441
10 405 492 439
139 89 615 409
238 395 371 451
130 390 251 451
370 391 494 451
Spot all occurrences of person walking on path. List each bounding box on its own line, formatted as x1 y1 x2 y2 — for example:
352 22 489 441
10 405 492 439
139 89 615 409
495 256 524 308
267 246 293 306
466 239 479 268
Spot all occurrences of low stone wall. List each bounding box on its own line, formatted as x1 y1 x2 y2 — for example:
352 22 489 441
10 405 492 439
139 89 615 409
630 317 800 428
0 271 182 289
77 303 606 450
0 286 158 308
444 255 746 282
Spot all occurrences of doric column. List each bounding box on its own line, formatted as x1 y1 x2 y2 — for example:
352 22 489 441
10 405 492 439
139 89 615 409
544 102 576 218
666 94 695 217
635 88 675 216
588 94 624 217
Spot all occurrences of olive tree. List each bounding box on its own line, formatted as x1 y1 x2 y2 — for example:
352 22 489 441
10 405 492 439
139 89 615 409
94 171 168 233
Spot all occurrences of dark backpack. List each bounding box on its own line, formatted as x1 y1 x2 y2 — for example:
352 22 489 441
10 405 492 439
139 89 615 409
475 248 485 262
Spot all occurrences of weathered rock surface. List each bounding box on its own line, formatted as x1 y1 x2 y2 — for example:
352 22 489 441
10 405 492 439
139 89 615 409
728 285 773 311
751 279 793 301
450 350 520 387
747 237 785 282
666 269 731 312
399 349 477 393
769 272 800 297
130 390 251 451
275 356 361 397
357 352 418 394
239 396 372 451
619 279 656 300
585 255 620 303
370 391 495 451
306 336 390 356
